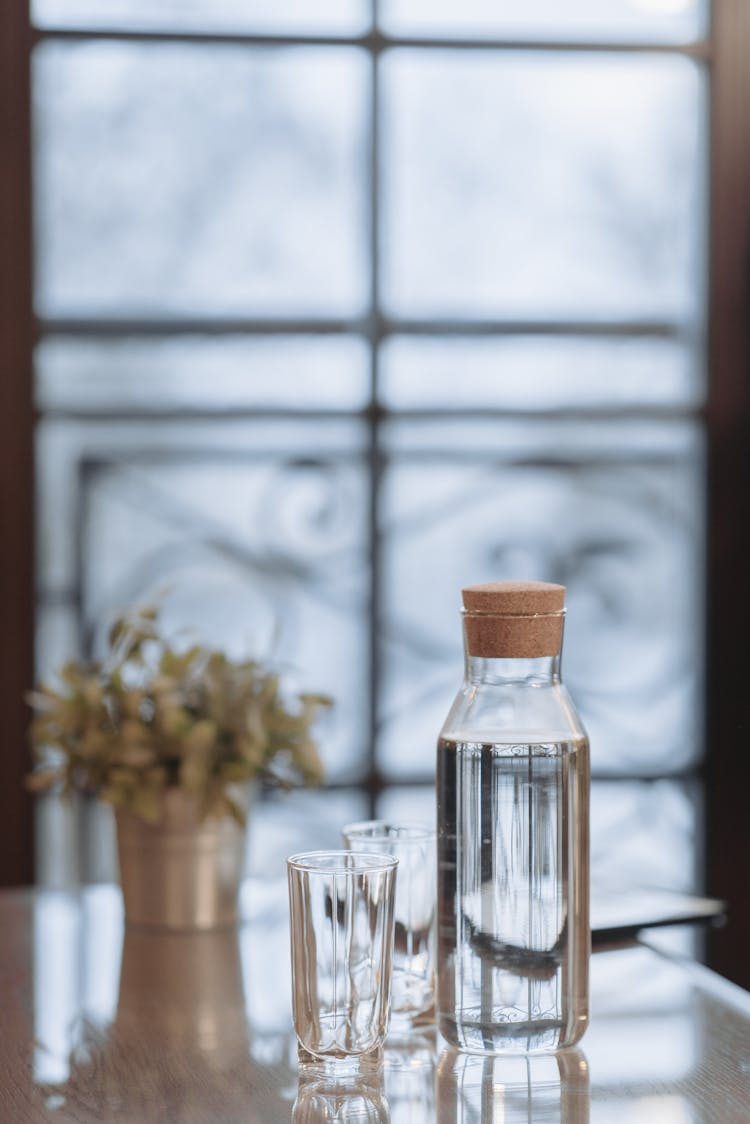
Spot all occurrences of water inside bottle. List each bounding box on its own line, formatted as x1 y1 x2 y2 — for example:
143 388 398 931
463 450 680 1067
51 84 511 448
437 736 589 1053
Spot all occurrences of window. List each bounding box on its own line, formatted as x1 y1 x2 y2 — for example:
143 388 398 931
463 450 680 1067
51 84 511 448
3 0 749 984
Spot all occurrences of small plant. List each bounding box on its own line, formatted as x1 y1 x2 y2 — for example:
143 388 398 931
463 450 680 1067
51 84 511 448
27 606 329 825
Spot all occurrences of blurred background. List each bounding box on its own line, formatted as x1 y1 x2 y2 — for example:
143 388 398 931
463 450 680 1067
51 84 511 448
2 0 749 985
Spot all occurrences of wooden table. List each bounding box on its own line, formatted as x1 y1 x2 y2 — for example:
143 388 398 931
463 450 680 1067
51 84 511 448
1 882 749 1122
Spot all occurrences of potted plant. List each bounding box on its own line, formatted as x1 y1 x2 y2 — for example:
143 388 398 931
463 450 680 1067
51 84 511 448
27 605 330 930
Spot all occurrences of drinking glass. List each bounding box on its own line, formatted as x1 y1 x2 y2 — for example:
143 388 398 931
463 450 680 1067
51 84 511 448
288 850 398 1076
342 822 436 1031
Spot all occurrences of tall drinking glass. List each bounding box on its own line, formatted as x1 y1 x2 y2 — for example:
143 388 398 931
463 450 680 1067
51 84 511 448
288 850 398 1078
342 821 436 1031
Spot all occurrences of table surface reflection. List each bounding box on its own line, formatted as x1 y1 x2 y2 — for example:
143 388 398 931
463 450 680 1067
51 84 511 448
1 882 749 1123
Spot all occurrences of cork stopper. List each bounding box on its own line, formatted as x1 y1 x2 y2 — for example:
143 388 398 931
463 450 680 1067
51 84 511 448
461 581 566 659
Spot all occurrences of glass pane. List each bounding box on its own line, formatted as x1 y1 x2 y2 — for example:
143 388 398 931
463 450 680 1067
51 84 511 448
34 43 368 317
381 335 704 410
377 785 436 826
247 788 369 879
35 604 79 682
378 420 703 778
35 794 81 891
36 335 369 412
380 0 707 42
591 779 699 892
36 417 363 593
382 51 705 322
35 419 368 783
33 0 369 34
83 464 366 782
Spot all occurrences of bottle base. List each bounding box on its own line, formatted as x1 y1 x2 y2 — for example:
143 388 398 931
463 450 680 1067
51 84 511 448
438 1013 587 1055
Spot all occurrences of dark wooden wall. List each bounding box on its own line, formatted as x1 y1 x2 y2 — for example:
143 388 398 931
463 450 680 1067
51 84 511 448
0 0 34 886
706 0 750 990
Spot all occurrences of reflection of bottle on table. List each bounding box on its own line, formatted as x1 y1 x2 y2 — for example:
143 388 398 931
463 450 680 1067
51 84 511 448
436 1047 590 1124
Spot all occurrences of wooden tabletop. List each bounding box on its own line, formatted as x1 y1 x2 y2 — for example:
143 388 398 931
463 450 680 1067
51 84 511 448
1 882 749 1123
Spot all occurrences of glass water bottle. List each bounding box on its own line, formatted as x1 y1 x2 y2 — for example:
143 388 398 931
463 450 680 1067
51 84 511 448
437 581 590 1054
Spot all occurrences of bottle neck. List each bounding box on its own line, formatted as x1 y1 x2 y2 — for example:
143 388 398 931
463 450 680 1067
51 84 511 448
463 651 561 685
461 610 564 684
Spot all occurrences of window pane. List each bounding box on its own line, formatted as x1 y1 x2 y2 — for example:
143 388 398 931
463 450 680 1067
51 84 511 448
381 335 704 410
247 789 370 878
380 0 707 43
377 785 436 825
35 605 79 683
33 0 369 35
378 420 703 778
36 419 368 783
82 460 366 781
36 417 363 592
382 51 705 322
591 779 699 892
34 43 368 317
36 335 370 413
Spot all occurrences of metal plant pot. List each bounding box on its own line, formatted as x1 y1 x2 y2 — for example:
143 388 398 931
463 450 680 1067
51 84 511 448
115 787 248 931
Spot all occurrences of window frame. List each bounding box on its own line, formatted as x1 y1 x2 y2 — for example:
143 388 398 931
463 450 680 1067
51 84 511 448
0 0 34 888
2 0 749 985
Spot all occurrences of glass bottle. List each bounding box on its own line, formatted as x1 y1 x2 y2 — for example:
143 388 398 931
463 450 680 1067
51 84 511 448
436 581 590 1054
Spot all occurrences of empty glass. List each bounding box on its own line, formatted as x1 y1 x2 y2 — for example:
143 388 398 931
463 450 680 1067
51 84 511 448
287 850 398 1076
342 821 436 1030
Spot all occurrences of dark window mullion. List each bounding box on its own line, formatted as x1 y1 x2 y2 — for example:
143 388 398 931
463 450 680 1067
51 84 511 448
366 36 382 817
30 26 712 61
36 406 706 423
36 315 697 338
0 0 34 887
706 0 750 989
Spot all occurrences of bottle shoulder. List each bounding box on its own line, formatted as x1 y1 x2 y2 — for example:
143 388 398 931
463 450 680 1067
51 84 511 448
440 679 588 746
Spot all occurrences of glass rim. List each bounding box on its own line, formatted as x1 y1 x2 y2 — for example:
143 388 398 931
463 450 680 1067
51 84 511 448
341 820 435 843
287 849 399 874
